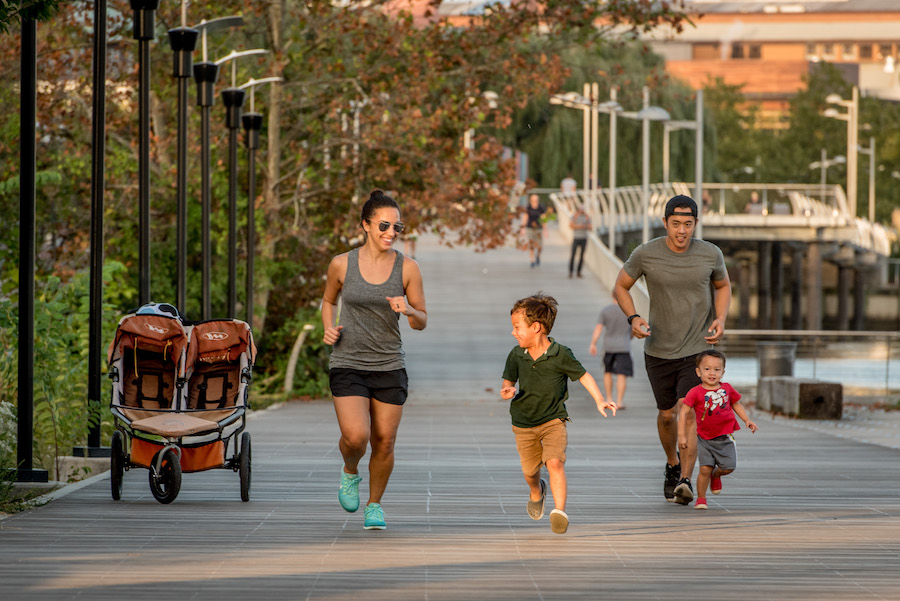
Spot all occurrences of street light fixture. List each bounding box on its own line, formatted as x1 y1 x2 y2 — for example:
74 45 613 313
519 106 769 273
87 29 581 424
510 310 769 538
191 15 245 320
809 150 845 211
238 76 282 327
857 136 876 222
621 86 670 243
824 86 859 217
215 48 268 318
549 85 622 251
661 89 704 239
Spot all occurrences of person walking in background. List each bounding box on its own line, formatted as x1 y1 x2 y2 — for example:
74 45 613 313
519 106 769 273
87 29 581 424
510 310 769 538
589 294 633 409
501 293 616 534
521 194 548 268
321 189 428 530
560 173 577 196
568 203 591 278
613 195 732 506
678 349 758 510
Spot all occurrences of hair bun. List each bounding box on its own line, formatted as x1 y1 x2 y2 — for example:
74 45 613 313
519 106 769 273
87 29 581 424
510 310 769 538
369 189 384 200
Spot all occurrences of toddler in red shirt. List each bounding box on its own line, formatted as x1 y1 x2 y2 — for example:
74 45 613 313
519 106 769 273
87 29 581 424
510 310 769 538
678 349 758 509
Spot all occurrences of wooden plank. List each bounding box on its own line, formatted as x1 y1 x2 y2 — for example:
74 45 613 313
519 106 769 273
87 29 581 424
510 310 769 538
1 229 899 600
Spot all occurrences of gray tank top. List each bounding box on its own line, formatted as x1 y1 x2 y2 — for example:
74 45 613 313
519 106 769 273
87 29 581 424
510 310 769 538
329 248 406 371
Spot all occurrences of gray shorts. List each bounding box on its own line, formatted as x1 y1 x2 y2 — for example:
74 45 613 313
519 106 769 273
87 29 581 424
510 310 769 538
697 434 737 470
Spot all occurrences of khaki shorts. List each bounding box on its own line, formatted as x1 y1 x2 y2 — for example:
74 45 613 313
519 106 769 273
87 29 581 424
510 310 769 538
511 418 568 475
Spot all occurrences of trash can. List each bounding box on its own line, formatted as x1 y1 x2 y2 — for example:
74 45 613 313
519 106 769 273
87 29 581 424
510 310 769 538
756 341 797 378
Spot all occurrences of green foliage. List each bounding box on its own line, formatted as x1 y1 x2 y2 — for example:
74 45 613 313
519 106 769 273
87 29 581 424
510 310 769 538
0 260 135 477
257 306 330 399
0 0 65 34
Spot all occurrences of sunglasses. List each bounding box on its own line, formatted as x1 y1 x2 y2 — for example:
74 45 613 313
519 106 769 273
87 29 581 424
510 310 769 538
368 220 405 233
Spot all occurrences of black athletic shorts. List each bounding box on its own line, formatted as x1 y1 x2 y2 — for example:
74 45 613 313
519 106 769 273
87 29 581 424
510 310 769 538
603 352 634 376
329 367 408 406
644 353 701 411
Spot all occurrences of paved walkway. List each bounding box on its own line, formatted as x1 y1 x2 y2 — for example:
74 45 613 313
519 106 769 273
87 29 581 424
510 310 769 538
2 228 900 600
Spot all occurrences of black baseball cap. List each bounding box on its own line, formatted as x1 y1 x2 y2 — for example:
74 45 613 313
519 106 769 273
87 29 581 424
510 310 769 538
664 195 698 219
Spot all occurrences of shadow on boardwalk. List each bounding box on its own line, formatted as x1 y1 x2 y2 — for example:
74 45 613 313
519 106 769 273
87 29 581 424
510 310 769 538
2 229 899 600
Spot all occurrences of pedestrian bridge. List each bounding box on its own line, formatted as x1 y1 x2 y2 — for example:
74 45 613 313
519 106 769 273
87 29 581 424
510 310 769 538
544 182 898 331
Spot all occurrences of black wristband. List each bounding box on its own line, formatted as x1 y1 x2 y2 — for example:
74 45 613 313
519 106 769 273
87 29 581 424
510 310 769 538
627 314 640 325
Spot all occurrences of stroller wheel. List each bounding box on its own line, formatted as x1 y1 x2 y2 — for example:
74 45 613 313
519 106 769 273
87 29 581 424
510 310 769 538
149 448 181 504
110 431 125 501
239 432 251 502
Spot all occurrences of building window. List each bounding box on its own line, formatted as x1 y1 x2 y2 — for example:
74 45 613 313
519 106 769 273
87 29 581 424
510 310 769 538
731 44 744 59
805 43 817 58
823 43 835 59
878 44 893 59
860 44 872 59
748 44 761 59
842 43 857 60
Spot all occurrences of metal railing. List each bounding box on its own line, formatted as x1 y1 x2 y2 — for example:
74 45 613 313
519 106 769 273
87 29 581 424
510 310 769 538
547 182 896 257
723 329 900 395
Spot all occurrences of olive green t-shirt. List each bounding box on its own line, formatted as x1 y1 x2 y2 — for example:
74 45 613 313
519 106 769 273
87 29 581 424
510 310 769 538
622 236 727 360
502 339 587 428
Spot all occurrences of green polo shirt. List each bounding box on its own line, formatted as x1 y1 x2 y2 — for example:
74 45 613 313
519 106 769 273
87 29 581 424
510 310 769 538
502 338 587 428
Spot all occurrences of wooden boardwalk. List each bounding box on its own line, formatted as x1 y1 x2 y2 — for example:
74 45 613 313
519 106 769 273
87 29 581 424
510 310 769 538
2 229 900 600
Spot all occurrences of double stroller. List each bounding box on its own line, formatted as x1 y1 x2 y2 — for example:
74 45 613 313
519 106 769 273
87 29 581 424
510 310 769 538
107 303 256 503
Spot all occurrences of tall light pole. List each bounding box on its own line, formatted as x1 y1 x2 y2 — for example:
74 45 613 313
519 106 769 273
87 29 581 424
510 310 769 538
660 89 704 239
238 77 282 328
192 15 244 320
621 86 670 243
215 49 268 318
825 86 859 217
858 136 876 222
808 150 845 210
167 1 199 314
549 86 621 250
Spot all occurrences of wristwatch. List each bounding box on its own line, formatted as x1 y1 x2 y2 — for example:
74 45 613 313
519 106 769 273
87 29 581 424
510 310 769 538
627 314 640 325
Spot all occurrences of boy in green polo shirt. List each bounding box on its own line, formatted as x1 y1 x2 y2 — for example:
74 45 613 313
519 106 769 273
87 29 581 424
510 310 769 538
501 293 616 534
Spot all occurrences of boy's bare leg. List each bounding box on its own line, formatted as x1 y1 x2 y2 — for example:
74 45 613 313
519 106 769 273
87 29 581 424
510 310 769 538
697 465 713 498
615 373 627 407
523 469 543 501
545 458 567 511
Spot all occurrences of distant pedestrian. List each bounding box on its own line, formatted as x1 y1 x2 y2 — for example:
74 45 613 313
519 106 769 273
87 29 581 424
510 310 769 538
568 204 591 278
678 349 758 509
321 189 428 530
589 294 633 409
501 293 616 534
560 173 577 196
614 194 732 506
521 194 548 268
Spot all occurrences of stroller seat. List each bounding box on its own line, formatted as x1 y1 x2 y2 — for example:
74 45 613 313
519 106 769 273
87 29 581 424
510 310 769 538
130 413 219 438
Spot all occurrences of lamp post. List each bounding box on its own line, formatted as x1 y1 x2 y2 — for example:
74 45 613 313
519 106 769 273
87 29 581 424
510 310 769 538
549 86 621 250
808 150 846 209
215 49 268 318
661 89 704 239
825 86 859 217
130 0 160 305
857 136 876 222
238 77 282 328
191 16 244 320
621 86 670 243
167 1 199 314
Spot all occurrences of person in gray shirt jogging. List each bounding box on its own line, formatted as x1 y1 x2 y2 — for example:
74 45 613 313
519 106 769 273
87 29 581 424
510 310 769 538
613 195 731 505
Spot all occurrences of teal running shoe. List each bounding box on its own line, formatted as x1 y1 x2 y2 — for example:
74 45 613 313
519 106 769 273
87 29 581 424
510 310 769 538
338 469 362 513
363 502 386 530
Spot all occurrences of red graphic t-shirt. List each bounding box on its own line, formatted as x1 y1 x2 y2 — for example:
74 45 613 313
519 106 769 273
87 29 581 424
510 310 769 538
683 382 742 440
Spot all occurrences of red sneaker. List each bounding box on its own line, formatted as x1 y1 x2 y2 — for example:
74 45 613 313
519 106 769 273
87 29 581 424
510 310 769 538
711 475 723 495
695 498 708 510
